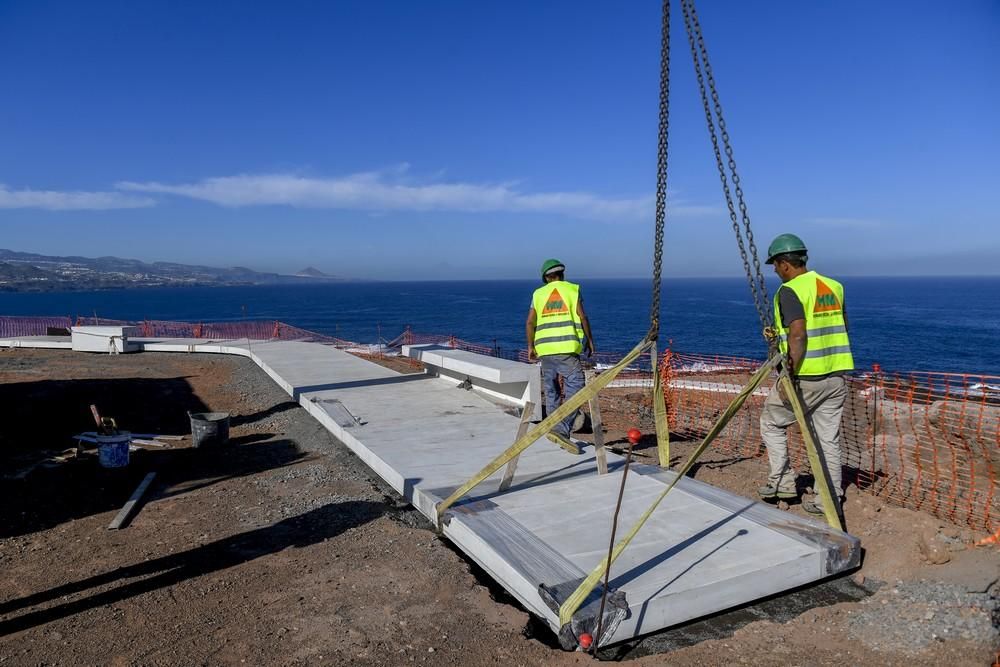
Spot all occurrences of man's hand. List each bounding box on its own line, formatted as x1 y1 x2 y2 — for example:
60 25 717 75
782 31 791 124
585 340 595 358
528 347 539 362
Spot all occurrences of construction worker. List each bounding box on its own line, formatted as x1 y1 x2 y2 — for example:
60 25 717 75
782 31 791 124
526 259 595 454
759 234 854 515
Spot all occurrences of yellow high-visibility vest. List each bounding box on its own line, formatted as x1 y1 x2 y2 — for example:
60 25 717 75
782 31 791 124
774 271 854 376
532 281 584 356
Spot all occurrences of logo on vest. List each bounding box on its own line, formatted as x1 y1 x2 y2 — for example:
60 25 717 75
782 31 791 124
814 279 841 313
541 288 570 317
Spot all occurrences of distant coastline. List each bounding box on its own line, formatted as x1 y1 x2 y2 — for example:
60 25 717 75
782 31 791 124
0 276 996 374
0 249 348 293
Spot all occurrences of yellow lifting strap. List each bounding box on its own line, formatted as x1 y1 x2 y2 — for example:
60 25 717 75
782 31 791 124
434 335 655 525
651 340 671 467
557 354 783 626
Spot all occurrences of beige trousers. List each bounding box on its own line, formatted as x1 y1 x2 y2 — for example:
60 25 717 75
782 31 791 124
760 374 846 495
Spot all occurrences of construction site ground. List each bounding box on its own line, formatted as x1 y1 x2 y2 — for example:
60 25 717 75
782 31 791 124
0 349 996 666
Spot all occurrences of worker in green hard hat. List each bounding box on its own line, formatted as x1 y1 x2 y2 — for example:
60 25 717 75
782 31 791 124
759 234 855 515
525 259 595 455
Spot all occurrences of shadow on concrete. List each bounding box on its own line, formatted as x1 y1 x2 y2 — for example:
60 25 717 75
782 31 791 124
632 532 751 635
469 455 628 503
292 372 431 399
425 452 623 509
609 503 752 590
0 500 386 635
610 503 753 634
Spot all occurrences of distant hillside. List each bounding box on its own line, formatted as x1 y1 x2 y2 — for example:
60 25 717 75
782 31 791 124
296 266 339 279
0 249 348 292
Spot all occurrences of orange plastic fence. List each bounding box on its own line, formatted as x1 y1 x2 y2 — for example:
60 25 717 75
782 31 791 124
657 350 999 532
0 316 75 337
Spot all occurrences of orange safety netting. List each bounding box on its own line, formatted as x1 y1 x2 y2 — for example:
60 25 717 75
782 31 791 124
657 350 1000 532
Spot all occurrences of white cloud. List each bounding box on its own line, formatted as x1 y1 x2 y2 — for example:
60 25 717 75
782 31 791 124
117 167 717 222
0 184 155 211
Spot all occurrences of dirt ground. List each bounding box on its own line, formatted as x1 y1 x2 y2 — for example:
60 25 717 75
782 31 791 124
0 349 997 666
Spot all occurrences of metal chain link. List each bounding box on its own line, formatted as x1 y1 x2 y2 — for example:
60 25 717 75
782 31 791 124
680 0 772 331
597 0 668 652
596 3 768 651
685 0 770 326
649 0 670 339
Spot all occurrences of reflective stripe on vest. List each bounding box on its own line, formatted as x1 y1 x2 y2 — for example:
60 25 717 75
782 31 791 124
532 281 584 356
773 271 854 376
777 324 849 341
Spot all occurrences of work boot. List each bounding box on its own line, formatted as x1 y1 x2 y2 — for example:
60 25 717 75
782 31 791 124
547 432 583 455
802 495 845 516
758 483 797 501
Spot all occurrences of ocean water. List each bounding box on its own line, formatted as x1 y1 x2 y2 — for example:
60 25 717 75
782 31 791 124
0 277 997 375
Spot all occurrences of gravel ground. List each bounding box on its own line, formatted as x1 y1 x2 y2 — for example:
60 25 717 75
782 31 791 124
848 579 998 654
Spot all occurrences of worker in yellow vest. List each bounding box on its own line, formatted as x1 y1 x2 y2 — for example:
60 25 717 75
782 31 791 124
526 259 595 454
759 234 854 515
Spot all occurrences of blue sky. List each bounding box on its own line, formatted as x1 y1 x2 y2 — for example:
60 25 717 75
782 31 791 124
0 0 997 280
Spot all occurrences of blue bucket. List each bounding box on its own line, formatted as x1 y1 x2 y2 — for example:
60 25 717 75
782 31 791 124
97 433 131 468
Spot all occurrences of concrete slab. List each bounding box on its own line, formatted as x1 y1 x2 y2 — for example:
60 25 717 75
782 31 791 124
71 326 141 353
0 336 73 349
0 334 860 647
402 343 542 419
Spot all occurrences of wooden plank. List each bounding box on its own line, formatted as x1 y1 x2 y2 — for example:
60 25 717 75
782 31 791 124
499 402 535 492
131 439 169 447
107 472 157 530
89 404 103 431
585 369 608 475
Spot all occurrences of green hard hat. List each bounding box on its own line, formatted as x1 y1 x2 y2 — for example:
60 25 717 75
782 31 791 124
540 258 565 279
765 233 808 264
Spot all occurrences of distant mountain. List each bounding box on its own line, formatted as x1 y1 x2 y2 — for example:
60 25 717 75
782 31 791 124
0 249 350 292
296 266 339 279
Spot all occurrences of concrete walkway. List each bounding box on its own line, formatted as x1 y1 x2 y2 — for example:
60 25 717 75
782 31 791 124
2 335 860 647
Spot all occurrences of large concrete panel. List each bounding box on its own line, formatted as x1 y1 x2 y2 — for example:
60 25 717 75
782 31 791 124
402 343 542 419
1 335 860 648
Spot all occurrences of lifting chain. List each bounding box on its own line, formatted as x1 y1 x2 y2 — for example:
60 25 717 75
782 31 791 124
680 0 772 332
649 0 671 339
592 3 782 651
595 0 670 652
